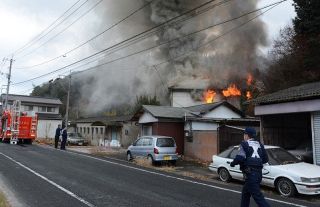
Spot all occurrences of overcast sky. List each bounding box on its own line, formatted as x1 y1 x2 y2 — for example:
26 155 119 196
0 0 296 95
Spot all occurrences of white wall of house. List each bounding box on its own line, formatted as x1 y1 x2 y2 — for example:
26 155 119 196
139 112 158 123
184 121 218 131
37 120 62 139
203 105 241 119
171 91 202 107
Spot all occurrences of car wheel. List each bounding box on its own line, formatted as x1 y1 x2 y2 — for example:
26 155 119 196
147 155 154 165
218 167 231 182
127 152 132 161
276 178 297 197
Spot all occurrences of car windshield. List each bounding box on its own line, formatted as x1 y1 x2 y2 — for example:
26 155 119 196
267 148 301 165
156 138 175 147
68 133 83 138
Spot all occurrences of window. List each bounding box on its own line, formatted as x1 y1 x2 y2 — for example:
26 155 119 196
95 128 98 134
229 147 240 159
135 138 144 146
39 106 46 112
47 107 55 112
87 127 90 134
156 138 175 147
142 125 152 135
100 128 103 134
79 127 82 133
24 105 33 111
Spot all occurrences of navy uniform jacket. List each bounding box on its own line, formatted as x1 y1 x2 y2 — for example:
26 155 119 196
231 139 268 170
61 128 67 139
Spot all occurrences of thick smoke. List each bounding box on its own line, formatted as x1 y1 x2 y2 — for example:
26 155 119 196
76 0 267 115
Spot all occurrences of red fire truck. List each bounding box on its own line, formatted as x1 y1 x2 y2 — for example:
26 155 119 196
0 100 38 144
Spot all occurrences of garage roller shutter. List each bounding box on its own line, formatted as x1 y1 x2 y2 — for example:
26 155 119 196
313 112 320 165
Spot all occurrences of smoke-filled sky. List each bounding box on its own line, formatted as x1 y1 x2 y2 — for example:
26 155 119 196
0 0 295 113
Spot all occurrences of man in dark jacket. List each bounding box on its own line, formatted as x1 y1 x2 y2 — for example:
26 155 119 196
230 127 270 207
60 124 67 150
54 124 61 149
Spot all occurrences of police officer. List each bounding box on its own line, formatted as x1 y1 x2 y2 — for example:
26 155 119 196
230 127 270 207
54 124 61 149
60 124 67 150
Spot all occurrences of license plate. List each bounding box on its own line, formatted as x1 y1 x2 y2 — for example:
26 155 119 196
163 155 171 160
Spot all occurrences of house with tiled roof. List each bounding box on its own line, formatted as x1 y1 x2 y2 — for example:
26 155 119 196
135 101 259 161
251 81 320 165
75 115 139 147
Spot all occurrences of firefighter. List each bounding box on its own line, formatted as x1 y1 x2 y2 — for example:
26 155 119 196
230 127 270 207
54 124 61 149
60 124 67 150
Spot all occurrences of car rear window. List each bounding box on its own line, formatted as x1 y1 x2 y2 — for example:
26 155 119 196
156 138 175 147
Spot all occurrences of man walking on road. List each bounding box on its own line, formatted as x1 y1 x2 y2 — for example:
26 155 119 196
230 127 270 207
54 124 61 149
60 124 67 150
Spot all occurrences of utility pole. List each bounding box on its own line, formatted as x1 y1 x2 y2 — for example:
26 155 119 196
4 58 13 110
65 71 71 128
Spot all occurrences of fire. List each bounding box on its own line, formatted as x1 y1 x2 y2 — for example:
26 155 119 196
247 73 253 85
246 91 252 99
222 84 241 97
203 89 216 103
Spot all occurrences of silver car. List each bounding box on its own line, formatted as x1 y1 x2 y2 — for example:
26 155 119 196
127 135 178 164
67 132 88 146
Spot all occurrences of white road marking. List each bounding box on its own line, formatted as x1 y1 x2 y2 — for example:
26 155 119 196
0 152 96 207
63 150 308 207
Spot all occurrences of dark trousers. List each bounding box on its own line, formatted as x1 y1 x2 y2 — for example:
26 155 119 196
241 170 270 207
54 136 59 148
60 137 67 150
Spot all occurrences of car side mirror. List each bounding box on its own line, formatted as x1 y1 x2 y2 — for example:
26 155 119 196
132 141 136 146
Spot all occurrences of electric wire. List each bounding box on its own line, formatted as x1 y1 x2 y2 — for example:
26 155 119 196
12 0 285 87
11 0 225 84
15 0 153 69
16 0 100 59
13 0 86 56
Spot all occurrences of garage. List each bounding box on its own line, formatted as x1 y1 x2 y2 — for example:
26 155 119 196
252 81 320 165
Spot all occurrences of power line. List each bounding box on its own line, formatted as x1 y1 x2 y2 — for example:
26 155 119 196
16 0 100 59
13 0 285 87
11 0 222 84
59 0 287 77
15 0 153 69
12 0 86 56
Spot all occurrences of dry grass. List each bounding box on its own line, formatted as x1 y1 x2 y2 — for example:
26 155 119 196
0 191 10 207
35 138 53 145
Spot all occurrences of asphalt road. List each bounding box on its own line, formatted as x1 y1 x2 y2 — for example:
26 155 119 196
0 143 317 207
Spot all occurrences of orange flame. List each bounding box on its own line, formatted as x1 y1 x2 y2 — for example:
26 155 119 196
247 73 253 86
203 89 216 103
222 84 241 97
246 91 252 99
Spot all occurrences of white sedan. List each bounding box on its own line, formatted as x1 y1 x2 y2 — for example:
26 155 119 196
209 145 320 197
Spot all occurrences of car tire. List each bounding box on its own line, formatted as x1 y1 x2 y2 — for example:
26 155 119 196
276 178 297 197
127 152 132 161
218 167 231 182
147 155 154 165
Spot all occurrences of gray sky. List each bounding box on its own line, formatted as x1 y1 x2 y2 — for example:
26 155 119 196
0 0 296 95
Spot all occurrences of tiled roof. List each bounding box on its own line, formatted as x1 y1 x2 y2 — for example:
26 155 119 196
142 105 195 119
76 115 133 124
252 81 320 105
37 113 62 120
1 94 62 105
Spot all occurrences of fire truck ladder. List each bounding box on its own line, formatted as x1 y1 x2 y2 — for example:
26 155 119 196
10 100 21 145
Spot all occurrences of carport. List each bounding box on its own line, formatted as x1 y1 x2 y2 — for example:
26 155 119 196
252 81 320 165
